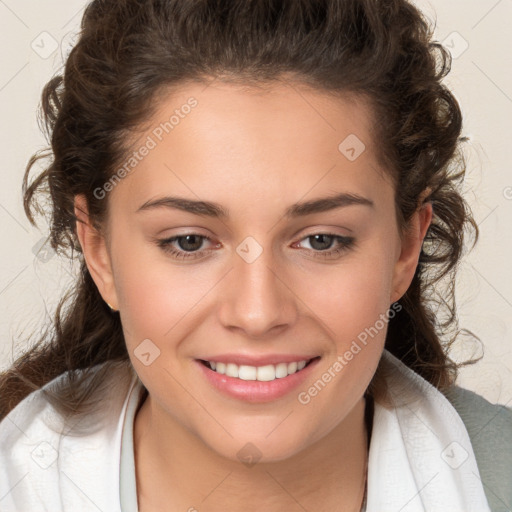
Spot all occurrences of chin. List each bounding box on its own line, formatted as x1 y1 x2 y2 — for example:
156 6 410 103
200 427 315 466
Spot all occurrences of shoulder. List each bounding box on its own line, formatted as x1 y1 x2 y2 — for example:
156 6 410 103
0 360 137 511
377 350 512 510
442 384 512 431
441 384 512 511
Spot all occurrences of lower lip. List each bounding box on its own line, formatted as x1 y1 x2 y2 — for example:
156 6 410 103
195 358 321 403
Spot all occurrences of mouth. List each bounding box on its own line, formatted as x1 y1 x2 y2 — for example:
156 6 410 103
195 356 322 403
198 357 320 382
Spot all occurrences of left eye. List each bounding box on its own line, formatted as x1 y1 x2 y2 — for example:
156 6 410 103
157 234 215 260
156 232 355 261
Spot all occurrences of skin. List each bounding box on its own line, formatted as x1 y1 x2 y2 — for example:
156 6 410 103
75 79 432 511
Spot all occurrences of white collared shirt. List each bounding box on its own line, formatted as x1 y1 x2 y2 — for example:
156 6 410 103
0 351 495 511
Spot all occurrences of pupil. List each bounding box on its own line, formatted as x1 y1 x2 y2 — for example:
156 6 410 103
179 235 202 251
310 234 333 251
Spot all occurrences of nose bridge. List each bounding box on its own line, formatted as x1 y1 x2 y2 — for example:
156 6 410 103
219 236 297 337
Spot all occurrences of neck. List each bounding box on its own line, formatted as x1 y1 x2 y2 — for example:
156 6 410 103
134 394 369 512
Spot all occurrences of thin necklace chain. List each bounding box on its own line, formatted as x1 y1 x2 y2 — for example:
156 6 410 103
359 395 372 512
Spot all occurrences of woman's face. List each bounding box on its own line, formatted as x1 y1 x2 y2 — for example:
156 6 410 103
79 79 429 462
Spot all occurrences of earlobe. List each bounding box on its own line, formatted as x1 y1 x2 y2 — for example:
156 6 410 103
390 202 433 304
74 194 119 310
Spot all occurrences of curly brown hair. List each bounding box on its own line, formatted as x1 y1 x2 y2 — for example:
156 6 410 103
0 0 479 421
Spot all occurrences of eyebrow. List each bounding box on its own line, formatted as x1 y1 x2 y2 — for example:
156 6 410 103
136 192 374 219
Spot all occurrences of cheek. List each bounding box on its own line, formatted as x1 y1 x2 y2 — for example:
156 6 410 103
291 253 394 430
300 249 395 342
110 237 204 351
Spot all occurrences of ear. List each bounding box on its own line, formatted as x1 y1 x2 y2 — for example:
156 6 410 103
390 200 433 304
74 194 118 310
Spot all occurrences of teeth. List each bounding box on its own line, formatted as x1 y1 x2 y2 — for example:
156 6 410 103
275 363 288 378
257 365 275 381
239 365 257 380
226 363 238 378
288 361 297 374
207 359 311 381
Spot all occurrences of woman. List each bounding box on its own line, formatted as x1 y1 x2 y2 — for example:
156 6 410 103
0 0 510 510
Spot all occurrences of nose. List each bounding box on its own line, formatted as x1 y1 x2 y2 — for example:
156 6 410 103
218 243 298 339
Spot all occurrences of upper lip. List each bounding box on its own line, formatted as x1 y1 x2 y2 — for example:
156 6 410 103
197 354 320 366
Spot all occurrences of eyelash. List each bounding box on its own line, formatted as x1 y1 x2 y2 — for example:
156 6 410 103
156 233 355 261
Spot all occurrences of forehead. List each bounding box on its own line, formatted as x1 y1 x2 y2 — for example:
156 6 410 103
147 78 378 155
111 79 390 214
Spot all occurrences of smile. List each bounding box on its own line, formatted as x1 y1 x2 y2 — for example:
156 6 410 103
196 356 321 402
201 359 313 382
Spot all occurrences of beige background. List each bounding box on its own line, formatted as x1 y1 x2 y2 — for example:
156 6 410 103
0 0 511 404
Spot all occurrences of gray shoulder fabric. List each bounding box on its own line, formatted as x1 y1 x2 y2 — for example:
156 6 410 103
442 385 512 512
